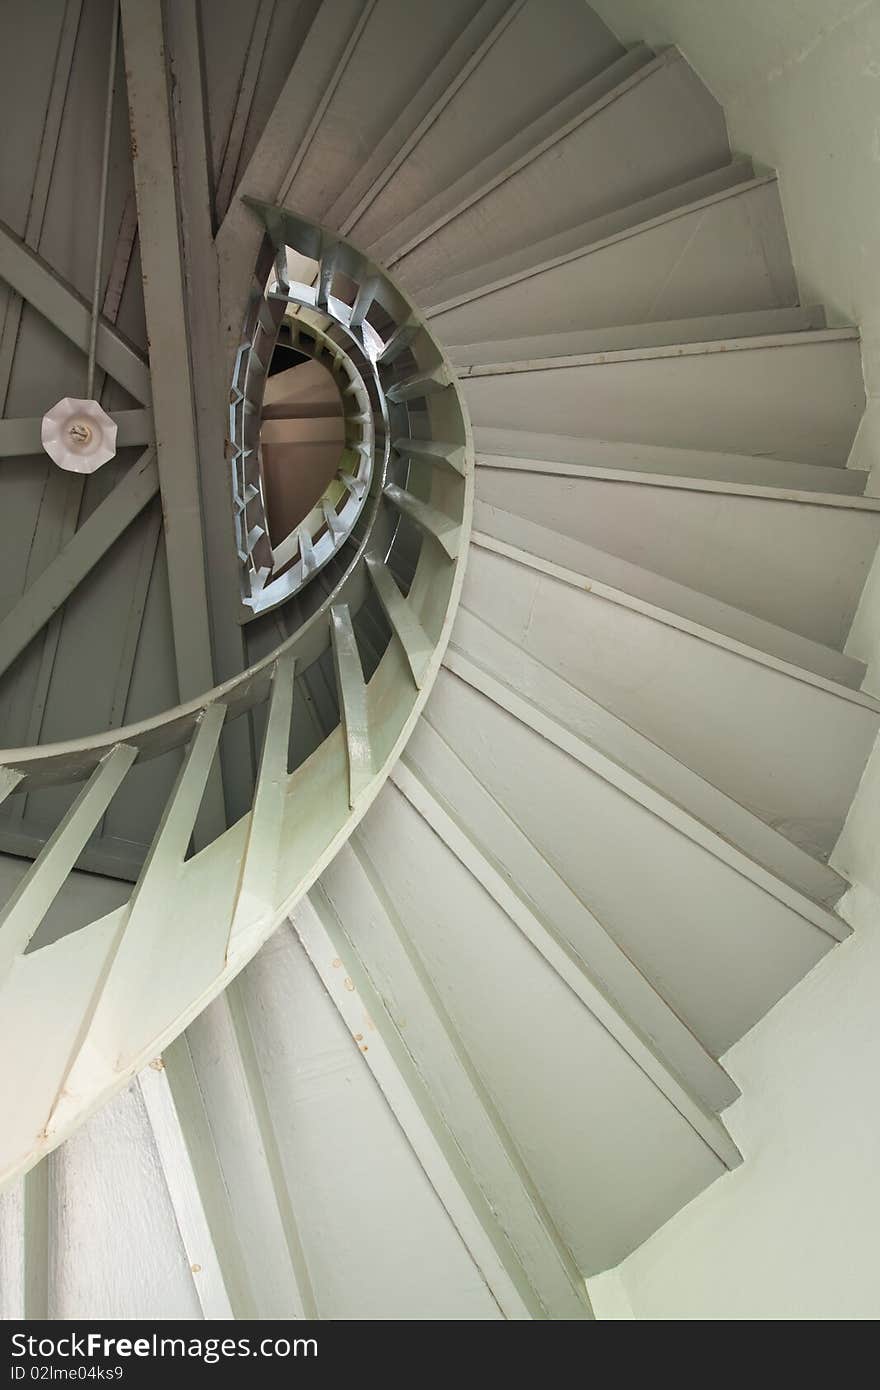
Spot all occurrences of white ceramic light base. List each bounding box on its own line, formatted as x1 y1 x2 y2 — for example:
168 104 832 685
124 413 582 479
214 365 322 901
41 398 117 473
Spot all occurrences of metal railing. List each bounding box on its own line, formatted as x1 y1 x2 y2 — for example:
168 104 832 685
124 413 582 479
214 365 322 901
0 204 473 1189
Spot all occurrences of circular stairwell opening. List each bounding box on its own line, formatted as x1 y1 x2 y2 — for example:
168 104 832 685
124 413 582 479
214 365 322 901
260 338 347 561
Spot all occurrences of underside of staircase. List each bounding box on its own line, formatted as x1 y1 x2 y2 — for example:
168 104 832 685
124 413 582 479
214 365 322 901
0 0 876 1321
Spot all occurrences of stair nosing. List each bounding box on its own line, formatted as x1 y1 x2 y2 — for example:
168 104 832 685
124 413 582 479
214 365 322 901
468 525 880 712
443 639 850 938
424 166 772 316
449 305 827 366
474 455 880 510
471 427 870 486
375 44 674 269
457 326 860 377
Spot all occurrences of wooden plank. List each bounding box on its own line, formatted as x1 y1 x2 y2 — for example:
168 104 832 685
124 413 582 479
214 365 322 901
0 450 159 681
213 0 276 222
139 1042 252 1319
327 0 522 235
120 0 220 717
0 217 151 404
164 0 255 824
0 409 153 456
0 767 24 805
444 644 850 943
471 426 869 496
422 166 771 317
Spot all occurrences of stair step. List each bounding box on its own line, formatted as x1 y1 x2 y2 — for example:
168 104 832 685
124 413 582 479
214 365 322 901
278 0 494 226
325 0 526 234
462 517 880 860
217 935 504 1319
461 329 866 467
384 47 730 293
475 464 880 652
348 0 625 251
431 174 797 341
477 453 878 506
424 158 758 313
471 428 870 497
450 305 826 365
426 657 844 1062
369 42 656 268
171 993 315 1319
401 721 742 1113
313 845 592 1319
449 606 847 910
355 776 735 1275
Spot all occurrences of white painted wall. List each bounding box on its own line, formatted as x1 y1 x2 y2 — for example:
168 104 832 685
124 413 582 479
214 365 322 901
587 883 880 1319
585 0 880 1320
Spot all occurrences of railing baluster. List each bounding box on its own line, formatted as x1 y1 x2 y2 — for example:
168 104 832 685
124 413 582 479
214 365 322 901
365 554 433 688
338 469 367 501
330 605 373 807
0 767 24 808
377 318 419 366
0 745 136 980
349 275 379 329
228 652 296 955
298 525 317 578
321 498 347 544
316 244 340 310
384 482 461 560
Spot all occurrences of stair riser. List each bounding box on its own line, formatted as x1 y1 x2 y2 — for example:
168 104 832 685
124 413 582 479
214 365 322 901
434 180 797 344
462 336 866 467
460 543 880 859
390 53 729 292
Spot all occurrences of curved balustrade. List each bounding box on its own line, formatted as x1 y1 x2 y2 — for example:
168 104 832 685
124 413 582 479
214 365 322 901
0 206 473 1188
233 304 378 614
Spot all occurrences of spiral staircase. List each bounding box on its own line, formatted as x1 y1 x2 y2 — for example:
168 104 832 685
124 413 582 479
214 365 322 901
0 0 876 1320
